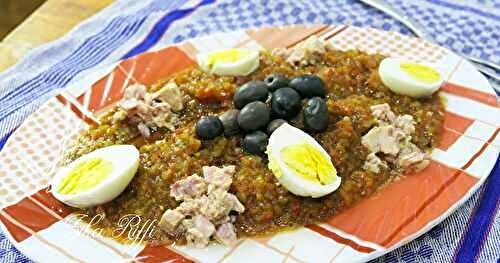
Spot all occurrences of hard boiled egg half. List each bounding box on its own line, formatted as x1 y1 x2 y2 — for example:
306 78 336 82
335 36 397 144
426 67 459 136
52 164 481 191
267 124 341 198
51 145 139 208
378 58 444 98
197 49 260 76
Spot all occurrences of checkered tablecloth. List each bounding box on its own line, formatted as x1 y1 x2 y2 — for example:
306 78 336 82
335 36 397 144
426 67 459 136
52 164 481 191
0 0 498 262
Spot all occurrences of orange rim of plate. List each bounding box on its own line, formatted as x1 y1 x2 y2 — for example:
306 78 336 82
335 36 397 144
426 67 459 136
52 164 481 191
0 24 498 263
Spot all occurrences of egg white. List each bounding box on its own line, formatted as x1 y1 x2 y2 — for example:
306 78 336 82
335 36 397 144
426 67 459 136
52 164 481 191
197 49 260 76
51 145 139 208
267 124 341 198
379 58 444 98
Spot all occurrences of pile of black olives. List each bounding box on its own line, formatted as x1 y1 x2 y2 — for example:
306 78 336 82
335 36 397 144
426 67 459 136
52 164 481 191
195 74 330 155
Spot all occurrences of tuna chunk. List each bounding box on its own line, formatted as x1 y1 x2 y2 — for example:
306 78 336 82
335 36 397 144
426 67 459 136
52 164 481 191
120 98 140 110
362 104 430 174
397 143 430 172
177 199 201 215
272 35 332 66
203 165 235 193
170 175 207 201
112 109 127 122
113 82 183 137
287 49 307 66
153 82 184 112
370 103 395 124
394 115 415 135
224 192 245 213
362 126 401 155
159 165 244 248
137 122 151 138
123 83 147 100
159 209 185 232
183 215 215 248
199 189 244 221
212 215 234 226
272 48 292 59
215 223 237 246
363 153 388 173
298 35 329 54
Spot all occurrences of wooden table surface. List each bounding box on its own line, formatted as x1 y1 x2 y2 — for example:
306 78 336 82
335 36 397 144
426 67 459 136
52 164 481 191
0 0 114 72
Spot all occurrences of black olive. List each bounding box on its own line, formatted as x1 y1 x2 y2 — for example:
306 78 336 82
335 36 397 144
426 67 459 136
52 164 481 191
264 74 289 92
266 119 287 135
271 88 302 120
219 109 240 136
195 116 224 140
289 75 326 98
237 101 271 131
233 80 269 109
303 97 329 133
242 131 269 155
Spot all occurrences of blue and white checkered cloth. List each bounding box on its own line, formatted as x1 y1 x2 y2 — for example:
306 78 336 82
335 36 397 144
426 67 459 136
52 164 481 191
0 0 498 262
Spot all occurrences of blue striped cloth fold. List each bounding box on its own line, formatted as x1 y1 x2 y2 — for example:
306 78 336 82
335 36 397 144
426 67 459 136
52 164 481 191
0 0 498 262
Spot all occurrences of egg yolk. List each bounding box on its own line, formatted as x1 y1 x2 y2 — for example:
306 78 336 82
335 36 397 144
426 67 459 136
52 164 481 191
207 49 248 68
280 143 336 185
400 62 440 84
57 158 112 195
